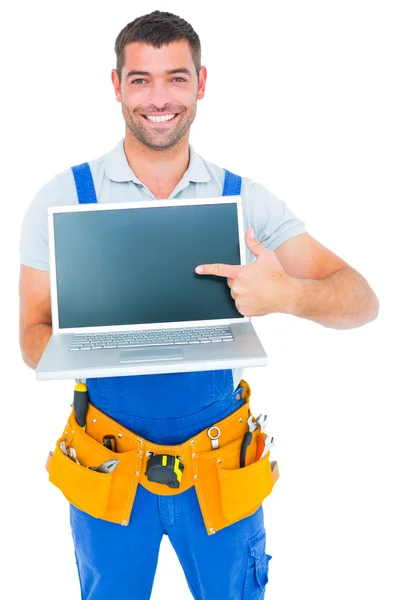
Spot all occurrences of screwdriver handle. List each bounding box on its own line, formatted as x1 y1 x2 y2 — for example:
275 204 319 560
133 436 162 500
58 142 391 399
103 435 117 453
74 382 89 429
256 433 267 461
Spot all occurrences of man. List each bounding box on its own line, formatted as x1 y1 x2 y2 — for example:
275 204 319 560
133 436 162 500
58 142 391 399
19 10 379 600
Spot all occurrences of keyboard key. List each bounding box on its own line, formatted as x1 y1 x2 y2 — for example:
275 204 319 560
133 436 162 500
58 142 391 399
71 326 233 350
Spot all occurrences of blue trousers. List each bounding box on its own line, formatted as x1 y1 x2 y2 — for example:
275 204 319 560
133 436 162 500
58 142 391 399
70 371 272 599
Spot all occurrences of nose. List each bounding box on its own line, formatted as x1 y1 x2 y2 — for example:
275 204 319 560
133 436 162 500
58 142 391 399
147 79 172 111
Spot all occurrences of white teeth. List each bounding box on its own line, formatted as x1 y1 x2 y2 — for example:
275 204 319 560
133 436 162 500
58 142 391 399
145 114 176 122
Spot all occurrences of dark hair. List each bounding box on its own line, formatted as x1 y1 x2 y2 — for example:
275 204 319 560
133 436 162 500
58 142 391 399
114 11 201 81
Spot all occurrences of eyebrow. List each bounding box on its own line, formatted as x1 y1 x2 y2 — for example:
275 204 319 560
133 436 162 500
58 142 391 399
125 68 192 80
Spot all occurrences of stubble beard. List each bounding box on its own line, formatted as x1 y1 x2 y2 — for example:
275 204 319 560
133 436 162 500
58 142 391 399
122 102 197 151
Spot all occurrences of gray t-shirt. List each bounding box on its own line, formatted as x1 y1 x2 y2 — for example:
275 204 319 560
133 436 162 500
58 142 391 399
19 139 307 387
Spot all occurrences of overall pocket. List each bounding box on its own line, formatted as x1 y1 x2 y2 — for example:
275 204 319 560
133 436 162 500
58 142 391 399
48 436 114 518
243 526 272 599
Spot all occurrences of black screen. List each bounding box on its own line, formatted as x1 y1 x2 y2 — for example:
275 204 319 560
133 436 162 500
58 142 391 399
53 203 243 329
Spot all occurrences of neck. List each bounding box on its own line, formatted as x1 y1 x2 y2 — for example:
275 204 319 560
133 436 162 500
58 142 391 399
123 130 190 183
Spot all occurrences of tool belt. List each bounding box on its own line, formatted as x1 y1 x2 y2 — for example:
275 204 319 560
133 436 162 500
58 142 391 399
46 380 279 535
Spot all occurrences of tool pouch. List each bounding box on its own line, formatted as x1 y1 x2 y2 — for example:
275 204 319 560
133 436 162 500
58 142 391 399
193 427 278 534
46 379 279 533
47 412 141 524
48 433 115 519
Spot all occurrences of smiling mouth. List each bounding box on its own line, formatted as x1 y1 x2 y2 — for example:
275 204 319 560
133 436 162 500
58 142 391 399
141 113 180 124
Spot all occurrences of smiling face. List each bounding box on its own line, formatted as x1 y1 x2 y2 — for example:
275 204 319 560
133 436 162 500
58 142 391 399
112 41 207 151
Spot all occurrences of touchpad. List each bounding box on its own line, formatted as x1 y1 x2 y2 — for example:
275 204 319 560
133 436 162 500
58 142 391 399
119 347 184 363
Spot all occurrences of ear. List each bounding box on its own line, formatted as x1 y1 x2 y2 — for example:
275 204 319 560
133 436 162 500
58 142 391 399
111 69 122 102
197 66 207 100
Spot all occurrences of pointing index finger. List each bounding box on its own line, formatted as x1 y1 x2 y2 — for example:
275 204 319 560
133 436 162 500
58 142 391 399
195 263 239 278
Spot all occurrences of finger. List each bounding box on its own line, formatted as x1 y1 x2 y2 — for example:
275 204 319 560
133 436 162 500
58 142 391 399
227 277 234 289
195 263 240 278
245 228 266 258
235 304 256 317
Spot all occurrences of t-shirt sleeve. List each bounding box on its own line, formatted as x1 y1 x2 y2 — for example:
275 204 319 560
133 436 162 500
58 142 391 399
246 181 307 251
19 177 61 271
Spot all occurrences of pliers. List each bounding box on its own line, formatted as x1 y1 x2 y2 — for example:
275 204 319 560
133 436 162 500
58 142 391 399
240 413 274 466
255 414 268 461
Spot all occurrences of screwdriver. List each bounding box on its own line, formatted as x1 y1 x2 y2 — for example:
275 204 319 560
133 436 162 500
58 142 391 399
102 435 117 452
74 381 89 431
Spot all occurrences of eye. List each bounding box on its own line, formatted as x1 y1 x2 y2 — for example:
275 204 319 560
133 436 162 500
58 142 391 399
172 77 187 82
132 78 146 85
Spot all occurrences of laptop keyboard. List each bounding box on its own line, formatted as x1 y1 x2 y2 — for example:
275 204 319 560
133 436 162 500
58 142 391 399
68 326 234 351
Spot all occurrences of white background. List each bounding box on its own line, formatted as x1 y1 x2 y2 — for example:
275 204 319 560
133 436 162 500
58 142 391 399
1 0 399 598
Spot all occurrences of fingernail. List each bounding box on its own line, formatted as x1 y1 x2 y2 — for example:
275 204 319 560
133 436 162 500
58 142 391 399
195 266 203 274
249 228 255 238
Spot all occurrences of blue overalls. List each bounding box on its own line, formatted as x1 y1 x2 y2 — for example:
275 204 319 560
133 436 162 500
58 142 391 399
69 163 271 599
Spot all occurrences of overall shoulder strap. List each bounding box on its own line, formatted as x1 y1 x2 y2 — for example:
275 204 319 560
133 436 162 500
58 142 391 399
71 162 98 204
222 169 242 196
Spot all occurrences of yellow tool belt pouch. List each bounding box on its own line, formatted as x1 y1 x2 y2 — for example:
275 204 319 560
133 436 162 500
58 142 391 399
46 379 279 534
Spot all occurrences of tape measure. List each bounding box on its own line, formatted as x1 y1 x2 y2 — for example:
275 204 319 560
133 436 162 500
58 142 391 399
145 454 184 488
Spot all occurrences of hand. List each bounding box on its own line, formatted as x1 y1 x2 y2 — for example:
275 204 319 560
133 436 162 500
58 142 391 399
195 228 295 317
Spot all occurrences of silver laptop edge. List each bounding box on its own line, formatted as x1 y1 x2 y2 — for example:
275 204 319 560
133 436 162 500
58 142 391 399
37 196 267 380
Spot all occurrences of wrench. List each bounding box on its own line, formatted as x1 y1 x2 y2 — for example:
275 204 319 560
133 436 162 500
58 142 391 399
257 414 268 432
69 446 80 465
207 426 221 450
260 435 275 459
247 414 261 433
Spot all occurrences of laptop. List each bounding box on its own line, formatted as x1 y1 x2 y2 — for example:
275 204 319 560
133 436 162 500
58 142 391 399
35 196 267 381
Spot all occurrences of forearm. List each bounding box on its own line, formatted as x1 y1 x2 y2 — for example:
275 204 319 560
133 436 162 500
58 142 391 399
286 267 379 329
20 323 52 369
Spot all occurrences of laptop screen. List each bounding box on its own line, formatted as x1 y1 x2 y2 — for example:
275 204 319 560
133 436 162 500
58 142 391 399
53 202 244 329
